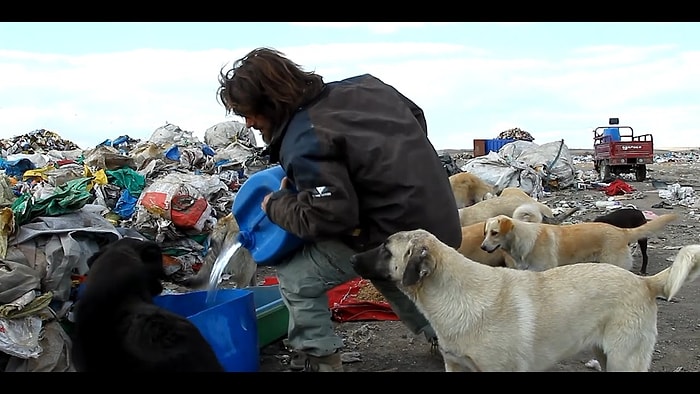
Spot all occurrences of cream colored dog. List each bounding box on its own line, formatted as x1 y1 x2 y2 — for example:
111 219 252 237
448 172 494 209
350 229 700 372
458 203 548 267
458 187 553 226
481 213 679 271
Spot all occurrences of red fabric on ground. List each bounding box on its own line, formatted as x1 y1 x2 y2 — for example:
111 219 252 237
604 179 635 196
262 276 398 322
326 278 399 322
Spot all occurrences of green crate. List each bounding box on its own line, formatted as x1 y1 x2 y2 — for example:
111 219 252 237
251 285 289 349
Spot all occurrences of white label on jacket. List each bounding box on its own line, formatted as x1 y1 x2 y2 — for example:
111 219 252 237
312 186 332 198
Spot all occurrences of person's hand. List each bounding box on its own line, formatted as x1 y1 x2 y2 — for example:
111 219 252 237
262 177 291 213
261 193 272 213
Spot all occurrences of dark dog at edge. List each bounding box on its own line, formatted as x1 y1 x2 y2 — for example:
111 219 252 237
71 237 224 372
594 208 649 274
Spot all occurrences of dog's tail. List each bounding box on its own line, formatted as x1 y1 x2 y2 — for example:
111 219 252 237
623 213 679 244
645 244 700 300
543 205 581 225
513 203 544 223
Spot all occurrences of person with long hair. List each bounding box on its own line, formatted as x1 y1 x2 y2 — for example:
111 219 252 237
217 47 462 372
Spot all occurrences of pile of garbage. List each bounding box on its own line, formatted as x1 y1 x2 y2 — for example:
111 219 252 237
0 120 274 372
437 150 462 176
497 127 535 142
0 129 81 156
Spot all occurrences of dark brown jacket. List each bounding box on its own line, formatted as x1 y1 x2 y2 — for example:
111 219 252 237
265 74 462 251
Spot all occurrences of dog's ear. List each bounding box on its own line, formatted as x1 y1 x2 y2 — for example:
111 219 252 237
402 244 434 287
499 216 514 235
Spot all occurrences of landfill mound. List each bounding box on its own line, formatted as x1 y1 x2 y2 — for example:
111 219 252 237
497 127 535 141
0 129 81 155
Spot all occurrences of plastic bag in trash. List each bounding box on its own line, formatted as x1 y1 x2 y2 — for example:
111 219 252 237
0 315 43 359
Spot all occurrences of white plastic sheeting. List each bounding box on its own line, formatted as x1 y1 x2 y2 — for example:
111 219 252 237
460 140 577 198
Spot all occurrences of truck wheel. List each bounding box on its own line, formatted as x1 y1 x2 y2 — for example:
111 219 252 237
599 162 611 181
635 165 647 182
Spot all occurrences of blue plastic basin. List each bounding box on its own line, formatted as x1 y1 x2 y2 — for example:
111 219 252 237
153 289 259 372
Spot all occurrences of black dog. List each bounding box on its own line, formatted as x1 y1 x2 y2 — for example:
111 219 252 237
594 208 649 275
71 237 224 372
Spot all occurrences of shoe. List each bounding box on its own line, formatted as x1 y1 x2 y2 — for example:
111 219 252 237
288 351 307 371
303 351 344 372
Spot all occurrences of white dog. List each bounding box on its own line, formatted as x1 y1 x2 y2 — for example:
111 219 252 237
350 229 700 372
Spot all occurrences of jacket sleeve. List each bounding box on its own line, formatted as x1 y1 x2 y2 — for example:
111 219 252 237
265 150 360 241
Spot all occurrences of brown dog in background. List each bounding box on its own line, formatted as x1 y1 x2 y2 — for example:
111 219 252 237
449 172 494 209
458 187 554 226
481 213 679 272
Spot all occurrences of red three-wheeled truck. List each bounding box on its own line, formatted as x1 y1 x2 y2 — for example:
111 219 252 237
593 117 654 182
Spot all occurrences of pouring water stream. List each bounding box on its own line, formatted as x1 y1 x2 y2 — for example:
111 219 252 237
205 240 243 305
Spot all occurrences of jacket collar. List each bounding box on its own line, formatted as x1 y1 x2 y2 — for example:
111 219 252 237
262 83 328 163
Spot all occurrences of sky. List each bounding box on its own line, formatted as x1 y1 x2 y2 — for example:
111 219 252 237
1 22 698 151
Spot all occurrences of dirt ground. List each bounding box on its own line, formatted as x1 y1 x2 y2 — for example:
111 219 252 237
253 157 700 373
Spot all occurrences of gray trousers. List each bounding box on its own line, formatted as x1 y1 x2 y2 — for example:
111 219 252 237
275 240 434 357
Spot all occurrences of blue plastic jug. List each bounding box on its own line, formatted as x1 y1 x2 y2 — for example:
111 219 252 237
233 165 304 265
602 127 621 142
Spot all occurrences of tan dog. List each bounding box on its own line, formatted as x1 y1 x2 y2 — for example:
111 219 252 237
350 229 700 372
448 172 494 209
481 213 679 271
458 222 511 267
181 213 257 289
457 203 549 267
458 187 553 226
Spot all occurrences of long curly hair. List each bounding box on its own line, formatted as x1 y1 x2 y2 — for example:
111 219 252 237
217 47 324 130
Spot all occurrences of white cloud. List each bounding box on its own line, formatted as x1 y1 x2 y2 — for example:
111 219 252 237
1 41 698 152
0 48 247 148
